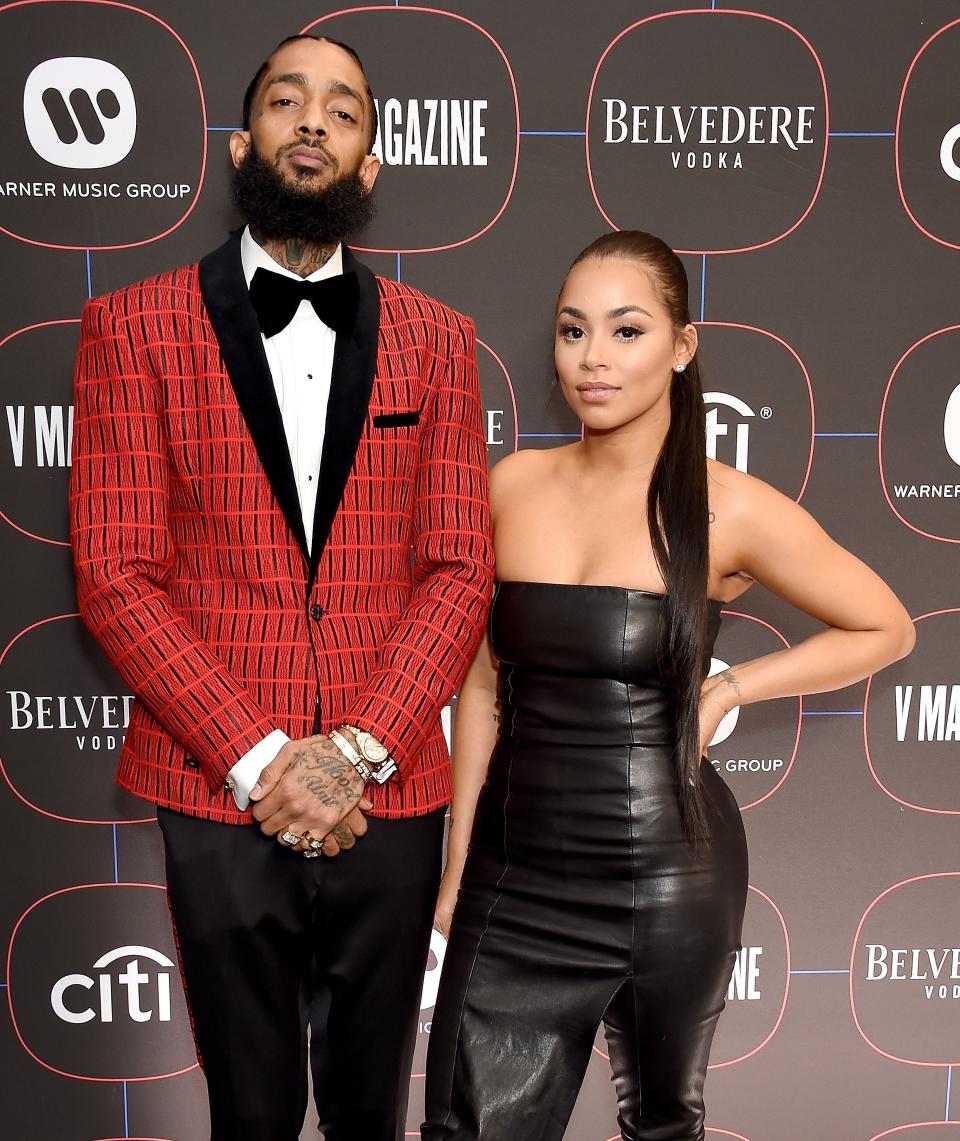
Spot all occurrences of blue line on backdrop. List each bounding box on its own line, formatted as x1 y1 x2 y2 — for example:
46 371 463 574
519 433 581 439
85 250 92 299
802 711 863 716
699 254 707 322
396 253 401 282
815 432 879 438
829 132 895 138
947 1065 953 1121
123 1080 129 1137
207 126 241 132
790 969 850 975
112 823 119 884
520 130 585 137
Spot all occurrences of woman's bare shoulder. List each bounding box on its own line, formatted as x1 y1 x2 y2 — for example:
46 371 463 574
489 445 572 510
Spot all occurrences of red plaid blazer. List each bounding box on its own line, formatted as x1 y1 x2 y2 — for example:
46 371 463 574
70 234 493 823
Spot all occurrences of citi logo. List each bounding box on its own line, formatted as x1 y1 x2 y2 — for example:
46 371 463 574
51 945 174 1024
894 684 960 741
23 57 136 169
704 392 766 472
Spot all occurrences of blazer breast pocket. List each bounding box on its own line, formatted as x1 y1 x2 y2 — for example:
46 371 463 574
372 410 420 429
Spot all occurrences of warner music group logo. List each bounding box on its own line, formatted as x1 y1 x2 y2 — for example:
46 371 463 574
23 57 136 168
0 2 204 248
587 11 827 252
880 328 960 543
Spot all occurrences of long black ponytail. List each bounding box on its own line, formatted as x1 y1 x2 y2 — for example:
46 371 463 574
569 232 711 843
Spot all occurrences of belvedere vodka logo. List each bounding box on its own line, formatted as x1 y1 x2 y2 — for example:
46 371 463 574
853 874 960 1064
587 11 827 251
306 8 517 252
0 615 146 823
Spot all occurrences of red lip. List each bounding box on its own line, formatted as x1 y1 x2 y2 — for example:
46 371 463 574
287 146 331 168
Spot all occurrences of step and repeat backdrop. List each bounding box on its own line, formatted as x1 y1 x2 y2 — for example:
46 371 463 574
1 2 958 1139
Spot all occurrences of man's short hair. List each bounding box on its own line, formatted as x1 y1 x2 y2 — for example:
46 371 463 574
241 34 379 154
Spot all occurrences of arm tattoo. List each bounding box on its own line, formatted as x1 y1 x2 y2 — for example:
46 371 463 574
718 668 742 698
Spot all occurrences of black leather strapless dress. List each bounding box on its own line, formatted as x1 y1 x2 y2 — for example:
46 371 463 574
422 582 749 1141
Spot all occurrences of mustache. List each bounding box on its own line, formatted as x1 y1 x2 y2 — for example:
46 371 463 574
276 139 338 170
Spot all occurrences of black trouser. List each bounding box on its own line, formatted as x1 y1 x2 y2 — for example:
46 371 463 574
158 806 445 1141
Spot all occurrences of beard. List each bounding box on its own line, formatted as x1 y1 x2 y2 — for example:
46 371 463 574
232 143 376 246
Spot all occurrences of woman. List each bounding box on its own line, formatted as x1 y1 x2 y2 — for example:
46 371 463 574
421 231 914 1141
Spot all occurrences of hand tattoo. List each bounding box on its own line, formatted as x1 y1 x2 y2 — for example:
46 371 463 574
289 738 362 813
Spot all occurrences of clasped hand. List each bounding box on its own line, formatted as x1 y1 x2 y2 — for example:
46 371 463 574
249 734 371 858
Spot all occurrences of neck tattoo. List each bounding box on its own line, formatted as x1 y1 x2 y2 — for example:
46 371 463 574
253 230 335 278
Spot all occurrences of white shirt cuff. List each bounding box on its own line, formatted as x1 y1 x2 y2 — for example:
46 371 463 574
226 730 291 810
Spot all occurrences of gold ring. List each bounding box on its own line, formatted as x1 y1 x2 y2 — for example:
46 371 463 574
280 829 302 846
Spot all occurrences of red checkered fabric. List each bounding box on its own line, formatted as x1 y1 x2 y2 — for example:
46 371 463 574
70 264 493 822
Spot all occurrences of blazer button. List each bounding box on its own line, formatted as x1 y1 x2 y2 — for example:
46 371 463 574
309 603 324 621
184 757 199 769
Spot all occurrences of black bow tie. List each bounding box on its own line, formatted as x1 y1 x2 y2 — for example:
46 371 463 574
249 267 360 339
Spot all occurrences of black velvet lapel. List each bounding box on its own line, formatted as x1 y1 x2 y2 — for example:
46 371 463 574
198 232 309 560
309 245 380 580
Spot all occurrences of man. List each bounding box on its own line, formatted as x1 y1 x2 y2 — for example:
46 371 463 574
70 33 493 1141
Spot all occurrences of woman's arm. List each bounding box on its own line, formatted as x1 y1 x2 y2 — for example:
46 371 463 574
435 631 500 935
701 470 916 738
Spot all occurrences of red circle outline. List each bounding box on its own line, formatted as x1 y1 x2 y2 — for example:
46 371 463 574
589 884 791 1069
0 319 79 546
895 18 960 251
871 1127 960 1140
302 6 520 254
863 608 960 815
6 883 199 1082
0 0 207 252
0 613 154 825
585 9 830 255
716 610 802 812
850 871 960 1066
478 337 519 454
878 325 960 544
697 321 816 503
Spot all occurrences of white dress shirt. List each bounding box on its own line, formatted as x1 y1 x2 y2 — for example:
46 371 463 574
225 227 344 809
